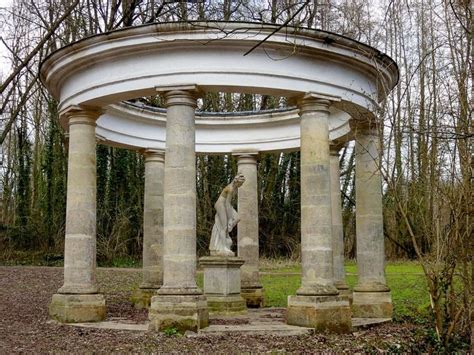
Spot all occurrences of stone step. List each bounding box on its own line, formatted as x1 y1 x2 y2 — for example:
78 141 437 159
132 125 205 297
197 322 313 336
62 313 392 335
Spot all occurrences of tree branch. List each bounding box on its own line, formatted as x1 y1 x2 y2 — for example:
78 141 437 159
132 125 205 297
0 0 80 95
243 0 309 56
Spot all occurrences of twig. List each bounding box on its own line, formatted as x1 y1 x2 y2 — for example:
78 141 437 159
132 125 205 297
243 0 309 56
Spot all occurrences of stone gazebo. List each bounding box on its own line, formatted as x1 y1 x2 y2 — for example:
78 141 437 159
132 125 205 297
40 22 398 332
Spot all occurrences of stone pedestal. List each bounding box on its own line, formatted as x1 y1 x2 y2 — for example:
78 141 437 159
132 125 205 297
200 256 246 314
49 107 106 323
234 152 264 308
353 125 392 318
149 87 208 333
288 93 351 333
287 295 352 333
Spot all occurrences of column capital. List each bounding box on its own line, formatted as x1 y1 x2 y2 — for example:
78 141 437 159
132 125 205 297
142 149 165 163
156 85 200 108
233 150 259 164
60 105 103 127
297 92 341 115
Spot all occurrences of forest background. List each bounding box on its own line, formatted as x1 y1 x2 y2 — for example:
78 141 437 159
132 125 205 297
0 0 472 347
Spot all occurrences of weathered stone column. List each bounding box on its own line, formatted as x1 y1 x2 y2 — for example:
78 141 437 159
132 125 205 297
131 149 165 309
353 124 392 318
287 93 351 333
330 145 350 300
234 152 264 308
49 106 106 323
149 87 208 332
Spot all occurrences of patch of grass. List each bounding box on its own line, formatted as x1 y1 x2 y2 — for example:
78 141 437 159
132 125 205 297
344 261 423 275
261 262 430 323
260 259 424 276
261 273 300 307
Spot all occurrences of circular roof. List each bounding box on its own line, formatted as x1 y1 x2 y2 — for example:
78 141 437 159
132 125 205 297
41 21 398 153
41 21 398 112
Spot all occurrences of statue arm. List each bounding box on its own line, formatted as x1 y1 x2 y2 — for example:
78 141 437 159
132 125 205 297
225 186 240 232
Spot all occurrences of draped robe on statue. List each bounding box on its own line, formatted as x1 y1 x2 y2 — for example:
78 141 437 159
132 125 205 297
209 174 245 256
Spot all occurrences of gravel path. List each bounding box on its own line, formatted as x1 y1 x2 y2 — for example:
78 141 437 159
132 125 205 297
0 266 428 353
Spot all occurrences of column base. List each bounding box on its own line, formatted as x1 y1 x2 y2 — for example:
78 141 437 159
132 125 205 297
335 284 353 305
241 287 265 308
149 294 209 333
352 290 393 318
130 288 158 309
287 295 352 333
207 295 246 314
49 293 106 323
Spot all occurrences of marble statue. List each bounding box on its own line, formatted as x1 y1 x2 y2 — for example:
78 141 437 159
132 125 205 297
209 173 246 256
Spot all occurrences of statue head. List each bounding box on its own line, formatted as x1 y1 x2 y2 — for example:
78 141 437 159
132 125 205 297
232 173 246 188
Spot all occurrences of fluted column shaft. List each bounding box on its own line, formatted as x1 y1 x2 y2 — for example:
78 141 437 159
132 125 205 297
330 147 349 291
141 150 165 289
354 126 388 291
159 89 200 295
236 153 262 290
298 96 338 296
60 107 101 294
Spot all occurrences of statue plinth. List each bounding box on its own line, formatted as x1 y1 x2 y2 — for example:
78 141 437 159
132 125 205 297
199 256 246 314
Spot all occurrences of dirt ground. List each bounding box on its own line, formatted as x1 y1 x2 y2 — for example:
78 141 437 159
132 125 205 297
0 266 430 353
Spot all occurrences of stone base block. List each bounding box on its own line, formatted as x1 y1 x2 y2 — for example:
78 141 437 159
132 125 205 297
352 291 393 318
207 295 246 314
241 287 265 308
130 288 157 309
49 293 106 323
336 287 353 305
149 294 209 333
287 295 352 333
200 256 245 295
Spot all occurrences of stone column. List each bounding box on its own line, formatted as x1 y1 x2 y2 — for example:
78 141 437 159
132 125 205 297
330 145 350 300
149 87 208 332
234 152 264 308
49 106 106 323
287 93 351 333
353 124 392 318
131 149 165 309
